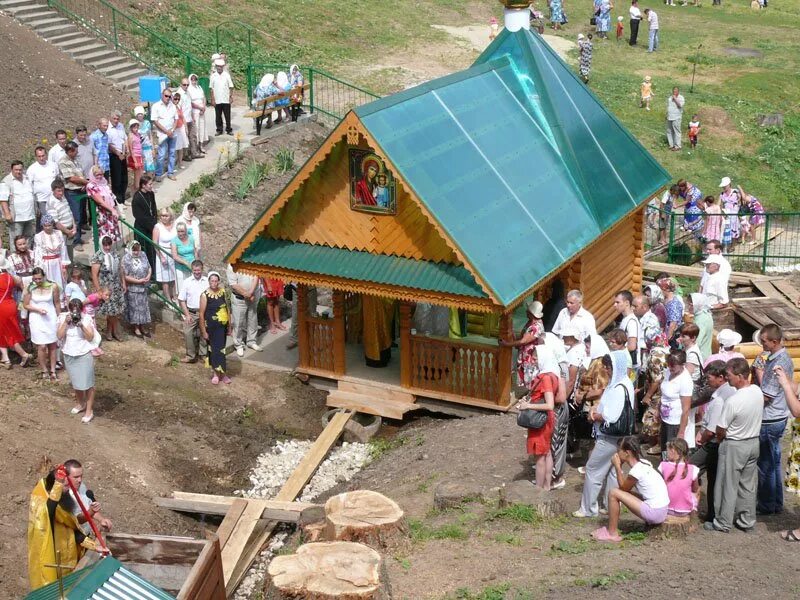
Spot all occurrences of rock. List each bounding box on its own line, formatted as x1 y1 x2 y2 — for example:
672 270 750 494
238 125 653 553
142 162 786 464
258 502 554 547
433 480 484 510
321 409 381 444
757 113 784 128
143 347 174 367
499 480 566 518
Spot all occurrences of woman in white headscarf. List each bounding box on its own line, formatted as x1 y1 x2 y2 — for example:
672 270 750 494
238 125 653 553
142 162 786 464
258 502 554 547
275 71 292 122
517 344 559 490
121 240 152 338
575 350 635 517
254 73 277 129
187 73 208 150
644 283 667 331
687 292 712 359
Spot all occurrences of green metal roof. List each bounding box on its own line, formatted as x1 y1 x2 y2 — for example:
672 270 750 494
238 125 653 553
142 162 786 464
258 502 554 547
25 556 175 600
354 28 671 306
240 238 488 298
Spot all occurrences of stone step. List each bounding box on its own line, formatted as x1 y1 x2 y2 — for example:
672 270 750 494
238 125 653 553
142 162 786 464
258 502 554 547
107 66 148 82
86 55 122 70
53 35 96 50
27 16 70 29
0 0 43 9
74 48 117 64
36 22 74 37
95 61 141 77
119 75 145 91
67 42 109 57
46 31 87 45
14 8 53 20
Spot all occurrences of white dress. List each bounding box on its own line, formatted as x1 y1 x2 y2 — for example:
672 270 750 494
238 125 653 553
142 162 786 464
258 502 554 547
33 230 69 294
154 222 176 283
28 285 58 345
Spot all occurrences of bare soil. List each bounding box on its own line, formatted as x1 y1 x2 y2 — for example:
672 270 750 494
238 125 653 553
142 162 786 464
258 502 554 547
0 14 135 166
319 414 800 599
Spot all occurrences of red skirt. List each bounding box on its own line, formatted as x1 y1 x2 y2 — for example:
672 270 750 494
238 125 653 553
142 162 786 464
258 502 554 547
264 279 284 299
526 410 555 455
0 299 24 347
127 153 144 170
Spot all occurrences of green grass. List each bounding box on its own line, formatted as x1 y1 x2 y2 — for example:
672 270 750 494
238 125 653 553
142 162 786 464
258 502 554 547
408 519 469 542
367 435 408 461
573 569 639 589
445 584 536 600
493 533 523 546
236 159 272 199
487 504 542 526
549 538 590 555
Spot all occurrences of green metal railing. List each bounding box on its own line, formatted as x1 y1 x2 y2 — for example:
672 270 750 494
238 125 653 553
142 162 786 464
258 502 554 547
47 0 206 82
644 203 800 274
247 65 380 120
88 201 183 316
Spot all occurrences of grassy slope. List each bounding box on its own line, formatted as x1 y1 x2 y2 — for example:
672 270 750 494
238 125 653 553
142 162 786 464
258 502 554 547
144 0 799 209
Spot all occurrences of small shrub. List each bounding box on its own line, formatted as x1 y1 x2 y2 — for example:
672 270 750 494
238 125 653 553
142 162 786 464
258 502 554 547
236 160 272 199
367 436 407 460
275 147 296 173
488 504 542 526
727 36 741 45
408 519 468 542
550 539 590 555
493 533 522 546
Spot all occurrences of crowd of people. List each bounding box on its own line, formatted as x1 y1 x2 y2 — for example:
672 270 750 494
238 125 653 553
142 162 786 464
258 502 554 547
649 176 766 249
508 270 799 542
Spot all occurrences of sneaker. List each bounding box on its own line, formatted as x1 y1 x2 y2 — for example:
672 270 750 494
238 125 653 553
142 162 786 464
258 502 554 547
246 342 263 352
599 508 608 516
572 510 592 518
552 478 567 490
235 346 245 357
577 466 587 475
180 356 197 364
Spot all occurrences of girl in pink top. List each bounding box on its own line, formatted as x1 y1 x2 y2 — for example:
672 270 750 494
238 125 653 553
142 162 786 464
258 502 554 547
702 196 723 243
657 439 699 515
127 119 144 192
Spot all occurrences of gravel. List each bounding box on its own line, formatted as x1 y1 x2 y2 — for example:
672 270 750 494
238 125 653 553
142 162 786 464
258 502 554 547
233 439 372 599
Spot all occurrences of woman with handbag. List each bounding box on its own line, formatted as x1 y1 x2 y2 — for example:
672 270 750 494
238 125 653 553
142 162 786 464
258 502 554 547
516 345 560 491
574 350 635 517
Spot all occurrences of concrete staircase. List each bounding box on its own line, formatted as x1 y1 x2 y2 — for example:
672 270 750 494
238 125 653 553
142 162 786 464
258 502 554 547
0 0 149 91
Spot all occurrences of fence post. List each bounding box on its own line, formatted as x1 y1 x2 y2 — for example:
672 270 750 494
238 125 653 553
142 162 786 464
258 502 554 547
89 197 99 253
667 210 676 263
112 8 118 49
309 69 315 114
761 213 771 274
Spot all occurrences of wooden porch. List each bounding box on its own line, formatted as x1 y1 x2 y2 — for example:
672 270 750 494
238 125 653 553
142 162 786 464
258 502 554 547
294 287 514 418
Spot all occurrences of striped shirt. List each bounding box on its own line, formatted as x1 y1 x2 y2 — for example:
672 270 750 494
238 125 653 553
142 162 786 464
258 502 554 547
90 129 110 172
46 193 74 229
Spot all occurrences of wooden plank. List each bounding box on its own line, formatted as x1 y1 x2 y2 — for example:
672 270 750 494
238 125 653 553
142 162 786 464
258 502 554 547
168 493 319 513
105 533 206 564
178 537 225 600
772 279 800 305
155 497 310 524
326 390 415 420
225 520 274 596
642 260 767 285
221 499 268 583
215 498 248 549
275 410 353 502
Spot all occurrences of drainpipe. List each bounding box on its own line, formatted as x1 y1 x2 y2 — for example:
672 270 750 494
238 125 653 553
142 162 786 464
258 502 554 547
499 0 531 31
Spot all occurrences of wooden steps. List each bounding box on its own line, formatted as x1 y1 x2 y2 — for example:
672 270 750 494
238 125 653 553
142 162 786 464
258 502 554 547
326 381 417 420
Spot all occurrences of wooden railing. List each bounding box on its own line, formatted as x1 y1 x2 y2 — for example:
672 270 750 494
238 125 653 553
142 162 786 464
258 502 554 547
305 317 335 372
408 335 503 403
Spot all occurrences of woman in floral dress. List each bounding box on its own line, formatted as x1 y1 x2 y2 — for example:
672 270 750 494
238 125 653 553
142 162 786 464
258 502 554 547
86 166 121 243
121 241 152 338
774 366 800 541
90 236 125 341
499 300 545 389
134 106 156 174
199 271 231 384
719 178 741 249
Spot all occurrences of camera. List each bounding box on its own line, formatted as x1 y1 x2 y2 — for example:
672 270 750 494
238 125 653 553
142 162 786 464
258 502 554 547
70 311 82 325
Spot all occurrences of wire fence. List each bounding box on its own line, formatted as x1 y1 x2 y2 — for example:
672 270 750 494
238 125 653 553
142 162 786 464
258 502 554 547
645 204 800 274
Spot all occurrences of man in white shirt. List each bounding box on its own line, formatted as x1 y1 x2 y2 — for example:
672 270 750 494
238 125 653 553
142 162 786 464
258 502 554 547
179 260 209 363
629 0 643 46
26 146 60 228
150 88 179 181
47 129 68 165
690 360 735 523
562 325 586 397
178 77 199 160
552 289 597 342
47 179 77 261
699 239 731 290
107 111 128 205
74 126 97 178
614 290 640 371
210 59 234 136
632 293 662 351
0 160 36 247
64 459 113 534
643 8 659 52
700 255 729 307
706 357 763 533
227 263 263 356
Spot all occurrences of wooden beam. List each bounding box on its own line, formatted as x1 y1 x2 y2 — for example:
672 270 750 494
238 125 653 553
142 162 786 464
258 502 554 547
215 499 248 549
642 260 768 286
220 499 267 584
332 291 346 375
399 301 412 388
154 496 320 524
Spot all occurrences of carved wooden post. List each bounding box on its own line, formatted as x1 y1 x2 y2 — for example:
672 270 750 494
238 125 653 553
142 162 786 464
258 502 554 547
399 301 412 388
497 312 513 406
297 284 310 368
332 290 346 375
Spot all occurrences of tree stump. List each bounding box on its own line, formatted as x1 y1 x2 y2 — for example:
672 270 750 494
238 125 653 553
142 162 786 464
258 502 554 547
647 513 700 540
323 490 407 551
499 480 566 518
266 541 388 600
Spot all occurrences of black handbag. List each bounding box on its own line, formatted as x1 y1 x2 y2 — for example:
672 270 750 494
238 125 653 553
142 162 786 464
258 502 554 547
590 16 597 25
516 377 549 430
599 384 635 437
284 283 295 302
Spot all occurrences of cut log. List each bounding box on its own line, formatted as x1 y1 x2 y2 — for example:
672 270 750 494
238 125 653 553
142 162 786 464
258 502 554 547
498 480 566 518
323 490 407 551
647 513 700 540
266 542 387 600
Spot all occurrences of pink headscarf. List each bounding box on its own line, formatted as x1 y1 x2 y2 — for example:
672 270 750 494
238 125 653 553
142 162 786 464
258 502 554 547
87 167 116 212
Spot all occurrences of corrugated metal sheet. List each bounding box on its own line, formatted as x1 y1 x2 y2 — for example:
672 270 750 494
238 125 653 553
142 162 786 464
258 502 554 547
25 557 174 600
240 238 488 298
355 29 670 306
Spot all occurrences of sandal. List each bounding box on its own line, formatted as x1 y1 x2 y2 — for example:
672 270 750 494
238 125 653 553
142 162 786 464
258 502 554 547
780 529 800 542
20 354 31 368
50 371 59 382
1 360 11 369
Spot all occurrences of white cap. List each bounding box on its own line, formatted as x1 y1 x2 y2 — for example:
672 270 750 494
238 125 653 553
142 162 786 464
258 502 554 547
133 105 145 116
214 58 225 67
561 324 581 340
717 328 742 348
703 255 723 265
128 119 139 128
719 176 731 188
211 53 221 60
526 300 544 319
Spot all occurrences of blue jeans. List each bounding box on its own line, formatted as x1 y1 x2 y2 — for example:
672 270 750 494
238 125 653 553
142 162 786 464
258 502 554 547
65 189 83 244
156 136 176 177
648 29 659 52
757 419 787 513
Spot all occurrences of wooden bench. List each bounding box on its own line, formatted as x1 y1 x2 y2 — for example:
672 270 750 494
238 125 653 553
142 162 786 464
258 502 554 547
244 83 310 134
